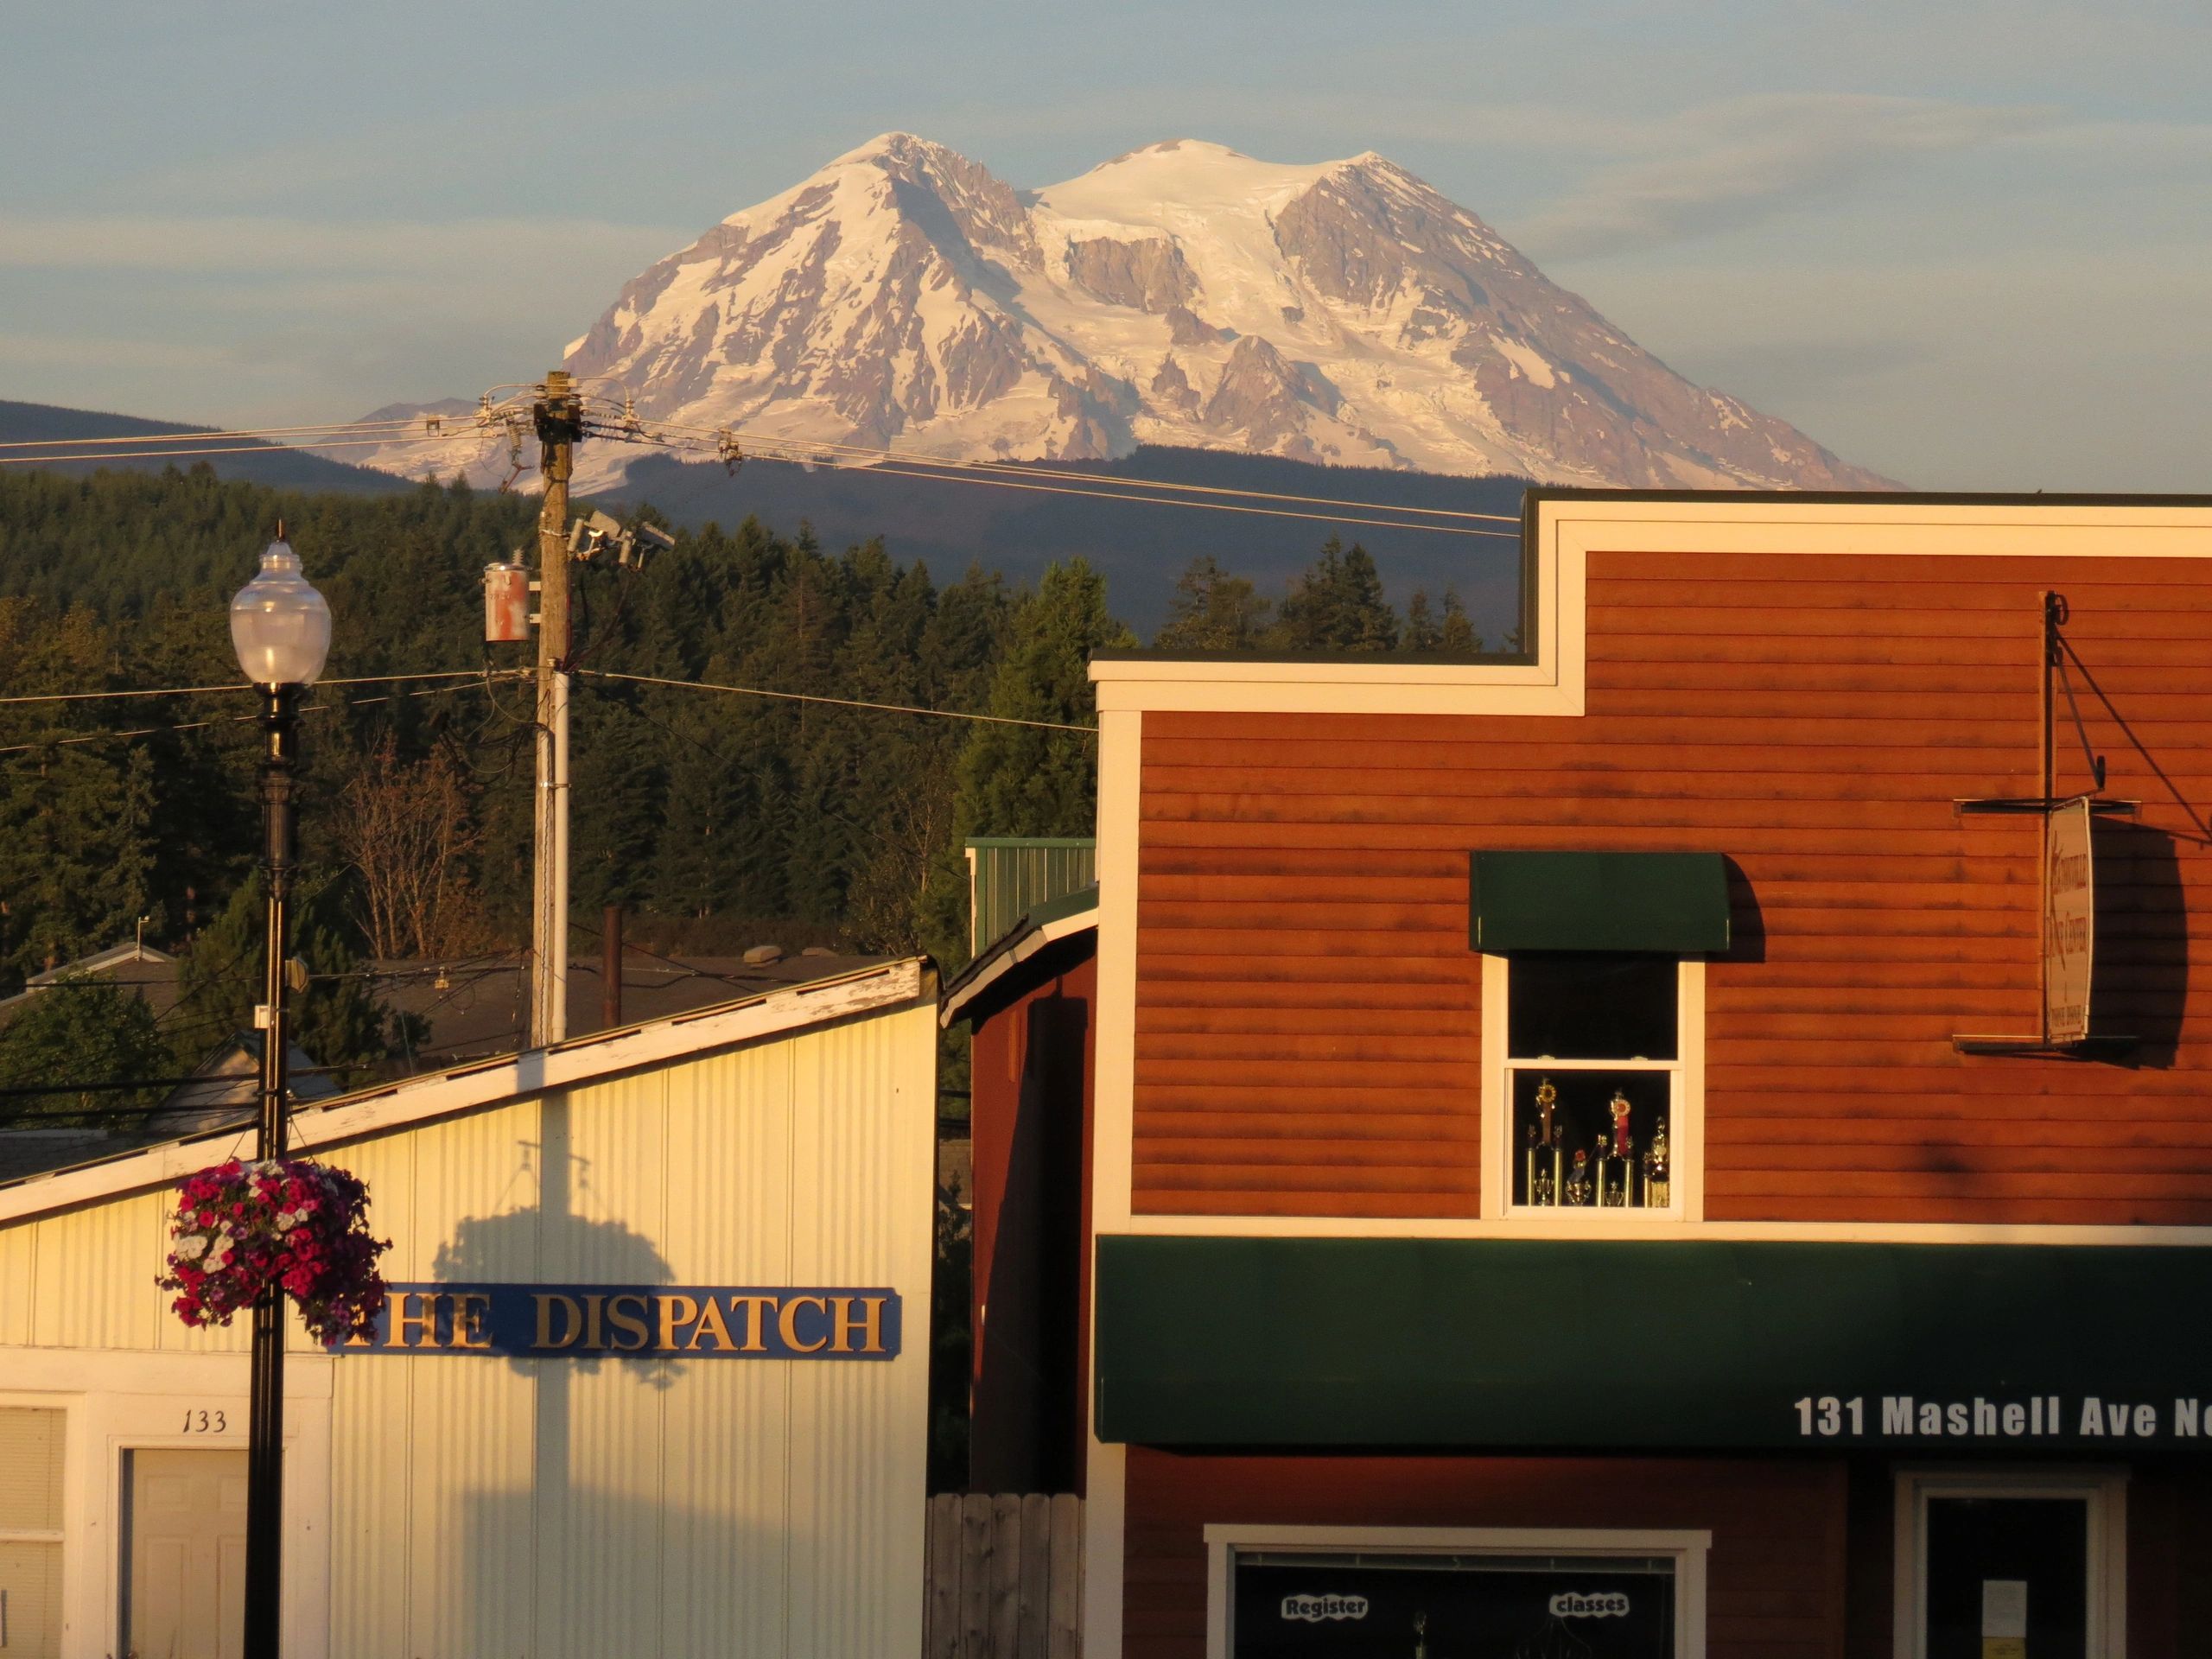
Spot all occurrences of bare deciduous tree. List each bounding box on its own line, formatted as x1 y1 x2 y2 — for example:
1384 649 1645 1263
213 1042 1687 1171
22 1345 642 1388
340 736 495 960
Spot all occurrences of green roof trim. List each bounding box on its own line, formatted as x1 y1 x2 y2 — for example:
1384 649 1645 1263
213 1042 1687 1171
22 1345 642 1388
964 836 1099 849
1470 850 1730 954
1096 1236 2212 1452
1022 886 1099 930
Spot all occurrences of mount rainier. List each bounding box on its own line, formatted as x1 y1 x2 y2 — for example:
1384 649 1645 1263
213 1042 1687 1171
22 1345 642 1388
349 133 1891 493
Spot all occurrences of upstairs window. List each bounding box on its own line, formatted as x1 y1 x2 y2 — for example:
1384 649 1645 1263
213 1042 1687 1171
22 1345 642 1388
1471 849 1726 1223
1505 953 1681 1213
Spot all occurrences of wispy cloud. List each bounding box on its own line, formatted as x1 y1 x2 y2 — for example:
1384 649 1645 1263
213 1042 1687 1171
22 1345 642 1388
0 214 690 275
1516 93 2056 258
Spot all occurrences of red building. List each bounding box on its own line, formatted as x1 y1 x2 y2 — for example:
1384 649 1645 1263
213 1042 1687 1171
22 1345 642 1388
963 491 2212 1658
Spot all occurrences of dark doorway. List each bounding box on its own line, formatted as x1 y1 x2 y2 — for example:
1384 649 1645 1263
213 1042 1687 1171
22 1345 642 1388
1923 1494 2089 1659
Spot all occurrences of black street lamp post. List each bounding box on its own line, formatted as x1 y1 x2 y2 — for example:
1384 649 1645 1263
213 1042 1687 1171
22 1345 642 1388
228 525 330 1659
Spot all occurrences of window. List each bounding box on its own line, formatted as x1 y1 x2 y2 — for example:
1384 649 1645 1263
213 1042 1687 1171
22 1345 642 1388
1207 1525 1709 1659
1895 1471 2125 1659
1493 952 1693 1217
0 1408 65 1659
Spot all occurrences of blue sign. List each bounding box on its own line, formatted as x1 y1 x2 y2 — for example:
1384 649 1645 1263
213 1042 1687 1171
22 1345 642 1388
337 1282 901 1360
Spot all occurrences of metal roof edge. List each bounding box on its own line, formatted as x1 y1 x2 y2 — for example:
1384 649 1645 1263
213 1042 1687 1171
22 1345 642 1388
0 958 930 1226
939 897 1097 1027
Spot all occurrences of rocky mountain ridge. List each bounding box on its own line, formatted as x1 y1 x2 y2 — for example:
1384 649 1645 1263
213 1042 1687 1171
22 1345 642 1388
343 134 1892 493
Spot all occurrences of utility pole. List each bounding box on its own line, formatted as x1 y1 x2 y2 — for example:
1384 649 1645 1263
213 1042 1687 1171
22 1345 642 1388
531 370 582 1047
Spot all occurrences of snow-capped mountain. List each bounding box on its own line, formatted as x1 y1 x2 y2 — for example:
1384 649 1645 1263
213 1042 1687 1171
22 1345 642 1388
348 134 1891 492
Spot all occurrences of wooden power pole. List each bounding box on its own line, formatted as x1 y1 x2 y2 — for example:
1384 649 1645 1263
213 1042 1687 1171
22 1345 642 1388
531 370 582 1046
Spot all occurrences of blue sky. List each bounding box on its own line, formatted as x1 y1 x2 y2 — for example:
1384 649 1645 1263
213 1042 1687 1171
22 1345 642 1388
4 0 2206 490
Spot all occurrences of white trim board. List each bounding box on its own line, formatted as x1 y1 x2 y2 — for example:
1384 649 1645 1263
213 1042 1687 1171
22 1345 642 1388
1892 1467 2126 1659
1097 1215 2212 1245
938 906 1096 1027
1089 497 2212 718
0 959 929 1225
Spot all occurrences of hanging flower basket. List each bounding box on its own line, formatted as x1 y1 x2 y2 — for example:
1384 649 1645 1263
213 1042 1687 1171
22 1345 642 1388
160 1157 391 1344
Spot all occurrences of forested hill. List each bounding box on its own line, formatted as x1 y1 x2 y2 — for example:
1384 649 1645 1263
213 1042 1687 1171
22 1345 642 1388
4 400 1528 637
0 399 409 494
0 465 1509 1095
609 446 1529 639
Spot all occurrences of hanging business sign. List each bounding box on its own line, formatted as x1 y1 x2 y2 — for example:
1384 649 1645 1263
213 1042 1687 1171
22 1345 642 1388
2044 796 2094 1044
334 1282 901 1359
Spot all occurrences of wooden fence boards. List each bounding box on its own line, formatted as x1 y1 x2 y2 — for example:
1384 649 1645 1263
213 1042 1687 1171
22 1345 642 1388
925 1493 1081 1659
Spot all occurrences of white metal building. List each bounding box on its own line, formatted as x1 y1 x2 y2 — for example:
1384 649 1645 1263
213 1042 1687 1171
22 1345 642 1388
0 959 937 1659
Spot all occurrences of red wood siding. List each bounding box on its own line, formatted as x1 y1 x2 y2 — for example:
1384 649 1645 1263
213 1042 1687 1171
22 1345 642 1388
1122 1447 1848 1659
1134 551 2212 1223
968 950 1096 1493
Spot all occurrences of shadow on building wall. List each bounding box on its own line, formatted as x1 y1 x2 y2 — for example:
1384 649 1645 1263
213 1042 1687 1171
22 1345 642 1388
434 1094 683 1657
972 988 1087 1494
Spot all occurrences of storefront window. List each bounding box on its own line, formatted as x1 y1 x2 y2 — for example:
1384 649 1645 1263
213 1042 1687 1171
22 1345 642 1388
1230 1548 1679 1656
1505 953 1681 1213
0 1408 66 1659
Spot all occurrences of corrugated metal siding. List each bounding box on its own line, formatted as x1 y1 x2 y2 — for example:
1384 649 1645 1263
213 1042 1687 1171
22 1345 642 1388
1134 550 2212 1224
969 838 1096 954
1 999 936 1658
0 1221 35 1345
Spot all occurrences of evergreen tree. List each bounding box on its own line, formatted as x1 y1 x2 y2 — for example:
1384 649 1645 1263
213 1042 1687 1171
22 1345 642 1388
568 701 666 916
1270 537 1398 652
919 560 1133 969
164 874 394 1085
0 976 174 1127
1440 587 1482 654
1403 590 1442 653
0 742 159 988
1155 556 1271 649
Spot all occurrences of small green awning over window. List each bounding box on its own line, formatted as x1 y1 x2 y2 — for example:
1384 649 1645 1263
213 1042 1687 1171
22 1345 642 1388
1469 851 1731 954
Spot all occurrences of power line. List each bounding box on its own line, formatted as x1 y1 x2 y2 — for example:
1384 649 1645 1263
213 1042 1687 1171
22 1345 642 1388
573 667 1097 734
0 416 460 451
1 391 1525 544
0 675 517 757
0 668 507 708
0 430 500 469
598 402 1523 530
861 459 1512 539
0 403 532 453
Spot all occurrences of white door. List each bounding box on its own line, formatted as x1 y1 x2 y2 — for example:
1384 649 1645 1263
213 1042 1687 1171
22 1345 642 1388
124 1450 247 1659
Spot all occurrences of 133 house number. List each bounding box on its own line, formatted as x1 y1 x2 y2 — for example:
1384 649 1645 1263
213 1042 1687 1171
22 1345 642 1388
181 1408 228 1433
1794 1396 1865 1437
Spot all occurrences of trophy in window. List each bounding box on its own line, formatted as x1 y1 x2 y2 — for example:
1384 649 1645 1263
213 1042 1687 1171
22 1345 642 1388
1526 1077 1560 1205
1599 1090 1634 1207
1564 1145 1592 1206
1643 1114 1671 1208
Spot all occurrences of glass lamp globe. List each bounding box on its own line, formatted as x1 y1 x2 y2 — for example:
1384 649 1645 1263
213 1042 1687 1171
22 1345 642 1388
230 536 332 687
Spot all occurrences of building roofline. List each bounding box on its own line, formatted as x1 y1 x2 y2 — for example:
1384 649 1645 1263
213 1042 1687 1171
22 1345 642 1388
0 958 931 1225
940 892 1098 1027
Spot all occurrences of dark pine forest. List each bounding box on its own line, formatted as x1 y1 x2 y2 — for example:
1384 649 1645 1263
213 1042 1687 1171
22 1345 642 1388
0 463 1505 1102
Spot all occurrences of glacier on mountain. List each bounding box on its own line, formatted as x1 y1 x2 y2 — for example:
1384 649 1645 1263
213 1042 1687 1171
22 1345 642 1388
342 133 1891 493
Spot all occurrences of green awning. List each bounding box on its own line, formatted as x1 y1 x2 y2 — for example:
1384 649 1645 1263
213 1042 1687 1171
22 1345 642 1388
1469 850 1730 953
1096 1236 2212 1452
